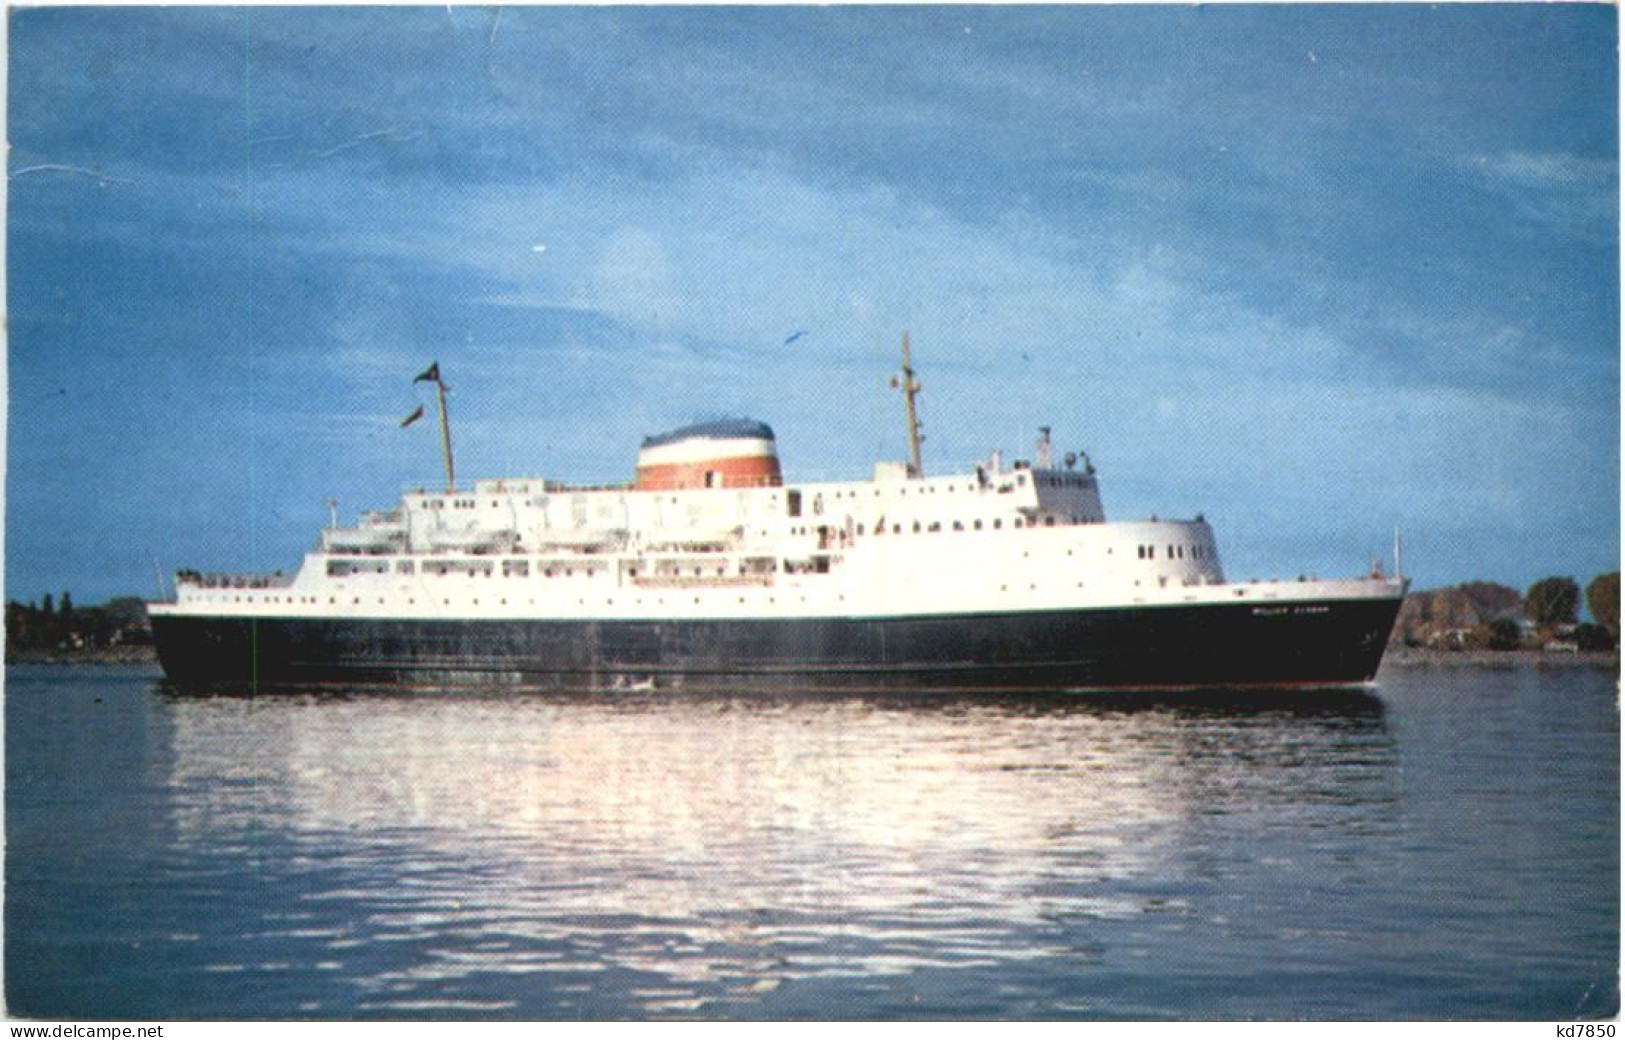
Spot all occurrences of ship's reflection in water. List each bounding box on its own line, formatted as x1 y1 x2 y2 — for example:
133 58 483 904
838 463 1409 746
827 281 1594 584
150 684 1397 1017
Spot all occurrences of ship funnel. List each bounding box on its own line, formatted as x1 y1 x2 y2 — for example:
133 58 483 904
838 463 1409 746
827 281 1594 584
635 419 783 491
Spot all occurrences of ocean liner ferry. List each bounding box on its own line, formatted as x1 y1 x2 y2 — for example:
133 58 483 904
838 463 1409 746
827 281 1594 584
150 340 1408 691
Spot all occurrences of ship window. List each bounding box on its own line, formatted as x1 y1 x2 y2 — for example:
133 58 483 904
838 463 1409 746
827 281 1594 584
787 490 802 517
1014 519 1023 529
929 522 941 532
953 521 964 531
993 520 1002 529
396 561 414 574
912 521 921 533
893 524 901 534
857 524 866 535
973 520 982 530
1045 516 1056 527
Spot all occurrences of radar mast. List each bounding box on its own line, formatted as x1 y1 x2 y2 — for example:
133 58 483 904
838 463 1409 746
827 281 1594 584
889 331 925 477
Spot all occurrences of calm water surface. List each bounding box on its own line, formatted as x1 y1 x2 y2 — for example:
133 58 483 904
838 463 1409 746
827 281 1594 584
6 662 1617 1019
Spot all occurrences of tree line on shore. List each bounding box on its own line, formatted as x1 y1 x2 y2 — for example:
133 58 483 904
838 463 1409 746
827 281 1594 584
5 593 152 653
1395 572 1619 652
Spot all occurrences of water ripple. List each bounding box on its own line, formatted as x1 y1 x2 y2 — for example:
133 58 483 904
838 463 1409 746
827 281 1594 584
5 669 1617 1018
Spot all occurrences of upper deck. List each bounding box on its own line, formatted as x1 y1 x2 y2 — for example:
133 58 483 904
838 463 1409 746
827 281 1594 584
325 454 1109 561
159 444 1253 619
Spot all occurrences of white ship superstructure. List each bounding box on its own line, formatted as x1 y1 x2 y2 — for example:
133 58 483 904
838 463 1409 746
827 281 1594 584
150 343 1407 692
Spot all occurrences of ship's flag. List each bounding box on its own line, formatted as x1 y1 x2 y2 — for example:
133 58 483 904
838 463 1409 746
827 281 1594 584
400 405 425 428
413 362 440 384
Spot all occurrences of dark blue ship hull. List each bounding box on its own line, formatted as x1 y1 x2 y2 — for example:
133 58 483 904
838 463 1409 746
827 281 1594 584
151 595 1405 693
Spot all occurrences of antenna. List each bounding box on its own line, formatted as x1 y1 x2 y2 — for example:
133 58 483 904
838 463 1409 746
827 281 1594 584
1393 528 1403 581
888 331 925 477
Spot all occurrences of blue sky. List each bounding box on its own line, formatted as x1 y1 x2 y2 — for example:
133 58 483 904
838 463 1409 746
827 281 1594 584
7 5 1619 604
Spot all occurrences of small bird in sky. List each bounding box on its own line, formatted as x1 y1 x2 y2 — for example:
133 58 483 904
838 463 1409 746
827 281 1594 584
783 330 809 346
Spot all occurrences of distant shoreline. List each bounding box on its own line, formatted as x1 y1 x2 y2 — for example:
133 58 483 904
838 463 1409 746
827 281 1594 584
7 645 158 666
1384 646 1619 670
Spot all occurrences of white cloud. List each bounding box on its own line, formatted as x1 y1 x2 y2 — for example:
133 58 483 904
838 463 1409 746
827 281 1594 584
1474 150 1616 192
1462 149 1617 241
434 163 1362 390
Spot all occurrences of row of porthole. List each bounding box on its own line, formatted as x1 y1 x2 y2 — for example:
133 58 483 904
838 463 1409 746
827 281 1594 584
234 563 732 602
1136 544 1209 561
828 481 984 499
424 475 1044 519
201 580 1125 611
810 475 1035 502
207 593 832 609
785 515 1092 539
856 515 1086 536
